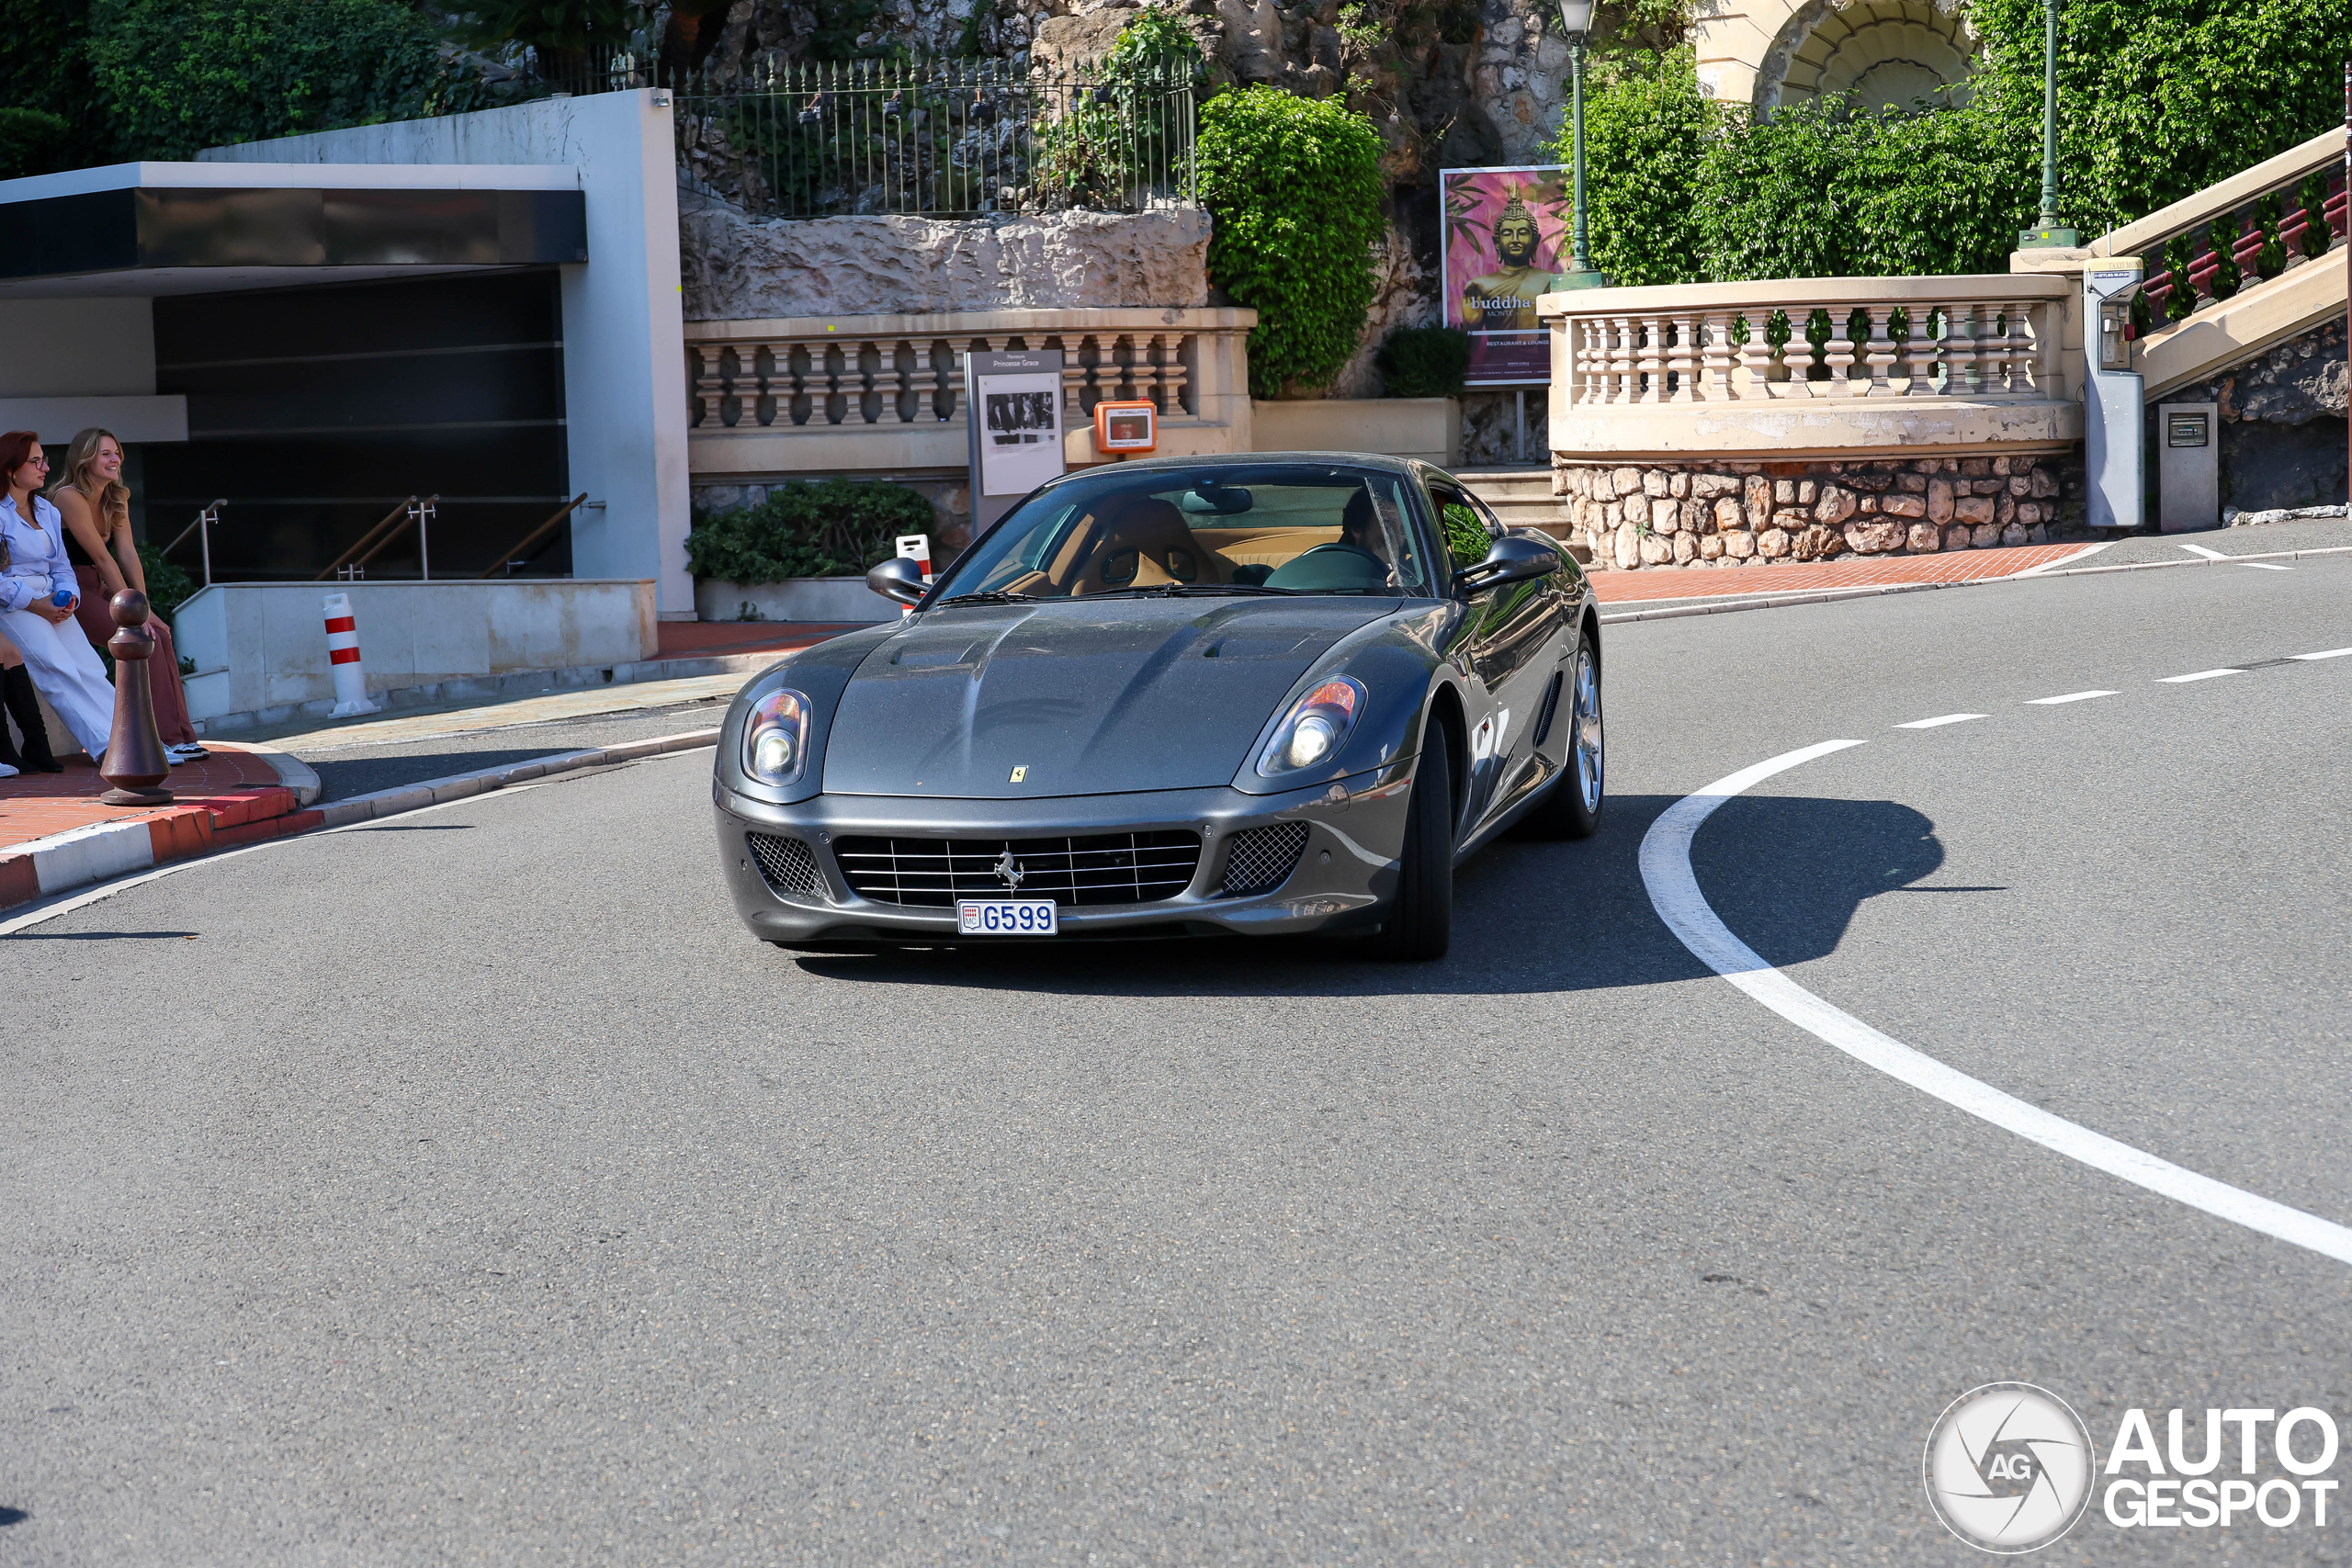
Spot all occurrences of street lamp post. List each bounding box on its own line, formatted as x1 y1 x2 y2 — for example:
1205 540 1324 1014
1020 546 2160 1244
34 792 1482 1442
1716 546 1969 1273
1555 0 1609 288
2018 0 2079 247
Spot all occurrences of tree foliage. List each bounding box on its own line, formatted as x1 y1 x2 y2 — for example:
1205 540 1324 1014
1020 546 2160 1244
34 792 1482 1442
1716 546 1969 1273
686 479 934 583
1198 87 1388 398
1560 0 2352 285
85 0 494 160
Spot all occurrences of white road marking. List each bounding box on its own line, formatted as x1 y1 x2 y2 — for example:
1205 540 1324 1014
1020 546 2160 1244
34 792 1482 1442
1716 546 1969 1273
1894 714 1986 729
2007 541 2115 577
2290 648 2352 661
2158 669 2244 683
1639 740 2352 1269
2026 690 2119 705
2177 541 2290 570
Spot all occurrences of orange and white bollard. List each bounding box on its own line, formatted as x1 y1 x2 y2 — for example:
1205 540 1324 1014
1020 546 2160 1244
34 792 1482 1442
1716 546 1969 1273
322 592 383 717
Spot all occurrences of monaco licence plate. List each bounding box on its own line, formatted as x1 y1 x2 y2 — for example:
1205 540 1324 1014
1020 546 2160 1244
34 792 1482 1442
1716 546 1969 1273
956 898 1059 936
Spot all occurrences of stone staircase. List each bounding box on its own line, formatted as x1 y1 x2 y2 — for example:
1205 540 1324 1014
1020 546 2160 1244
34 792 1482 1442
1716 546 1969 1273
1456 465 1595 563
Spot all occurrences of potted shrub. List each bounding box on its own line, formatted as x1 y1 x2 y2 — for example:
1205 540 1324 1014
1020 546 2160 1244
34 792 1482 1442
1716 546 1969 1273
687 479 936 623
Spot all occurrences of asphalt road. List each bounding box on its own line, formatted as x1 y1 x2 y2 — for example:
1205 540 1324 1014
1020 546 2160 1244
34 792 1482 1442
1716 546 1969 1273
4 552 2348 1565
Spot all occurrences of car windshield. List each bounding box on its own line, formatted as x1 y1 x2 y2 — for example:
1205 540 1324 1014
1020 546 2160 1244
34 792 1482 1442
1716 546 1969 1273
932 464 1435 601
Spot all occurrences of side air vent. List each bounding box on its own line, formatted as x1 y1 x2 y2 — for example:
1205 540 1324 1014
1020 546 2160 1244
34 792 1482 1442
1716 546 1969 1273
1220 821 1309 897
747 832 823 898
1530 670 1566 749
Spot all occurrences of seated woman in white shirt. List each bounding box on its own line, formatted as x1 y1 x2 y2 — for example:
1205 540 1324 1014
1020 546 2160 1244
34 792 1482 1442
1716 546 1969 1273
0 431 116 764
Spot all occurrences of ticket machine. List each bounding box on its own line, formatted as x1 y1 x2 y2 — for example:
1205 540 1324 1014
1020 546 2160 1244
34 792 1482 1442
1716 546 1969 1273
2083 263 2144 531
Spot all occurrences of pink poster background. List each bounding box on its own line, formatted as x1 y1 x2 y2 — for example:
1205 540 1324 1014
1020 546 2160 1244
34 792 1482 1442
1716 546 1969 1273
1441 165 1572 386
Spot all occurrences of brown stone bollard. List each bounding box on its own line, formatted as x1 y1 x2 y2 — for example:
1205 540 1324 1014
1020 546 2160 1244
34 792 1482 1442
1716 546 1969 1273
99 589 173 807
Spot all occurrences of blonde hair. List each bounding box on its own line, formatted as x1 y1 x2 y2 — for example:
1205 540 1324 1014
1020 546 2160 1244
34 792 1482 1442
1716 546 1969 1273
51 426 130 535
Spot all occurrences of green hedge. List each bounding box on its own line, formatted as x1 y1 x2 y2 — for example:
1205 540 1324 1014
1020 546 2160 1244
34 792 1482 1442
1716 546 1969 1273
686 479 935 584
1562 0 2352 286
1199 87 1388 398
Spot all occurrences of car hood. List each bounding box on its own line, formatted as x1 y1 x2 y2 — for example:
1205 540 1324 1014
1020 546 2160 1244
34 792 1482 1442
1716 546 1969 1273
822 596 1397 797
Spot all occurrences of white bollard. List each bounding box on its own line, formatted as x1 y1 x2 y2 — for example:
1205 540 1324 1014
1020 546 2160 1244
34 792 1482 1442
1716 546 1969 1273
895 534 933 618
322 592 383 717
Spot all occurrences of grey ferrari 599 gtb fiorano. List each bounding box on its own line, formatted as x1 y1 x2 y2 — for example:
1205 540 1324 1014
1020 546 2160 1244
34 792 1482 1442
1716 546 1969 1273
711 453 1603 960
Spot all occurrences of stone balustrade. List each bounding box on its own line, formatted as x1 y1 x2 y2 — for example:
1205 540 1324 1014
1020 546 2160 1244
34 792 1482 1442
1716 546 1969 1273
1540 276 2085 570
1542 275 2076 456
684 307 1256 480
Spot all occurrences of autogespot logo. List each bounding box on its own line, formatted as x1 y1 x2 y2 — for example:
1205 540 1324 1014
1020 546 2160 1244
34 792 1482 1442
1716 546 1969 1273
1924 1383 2097 1552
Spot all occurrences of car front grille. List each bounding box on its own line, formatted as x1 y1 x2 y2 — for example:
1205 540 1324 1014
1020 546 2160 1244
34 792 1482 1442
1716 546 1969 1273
747 832 823 898
1219 821 1309 897
834 831 1202 908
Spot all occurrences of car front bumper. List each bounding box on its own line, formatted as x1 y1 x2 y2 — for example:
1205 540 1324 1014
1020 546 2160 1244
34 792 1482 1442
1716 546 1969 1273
712 764 1413 945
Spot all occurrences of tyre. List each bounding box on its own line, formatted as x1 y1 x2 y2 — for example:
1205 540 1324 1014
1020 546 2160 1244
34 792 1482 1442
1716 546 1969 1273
1517 630 1604 840
1373 714 1454 961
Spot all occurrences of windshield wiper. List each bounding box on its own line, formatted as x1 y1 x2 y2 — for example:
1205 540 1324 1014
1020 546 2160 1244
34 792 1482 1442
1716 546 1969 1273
1087 583 1297 599
935 590 1027 606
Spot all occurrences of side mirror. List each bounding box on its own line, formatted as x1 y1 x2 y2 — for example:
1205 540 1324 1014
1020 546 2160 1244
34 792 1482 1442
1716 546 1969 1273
865 556 926 606
1452 532 1560 593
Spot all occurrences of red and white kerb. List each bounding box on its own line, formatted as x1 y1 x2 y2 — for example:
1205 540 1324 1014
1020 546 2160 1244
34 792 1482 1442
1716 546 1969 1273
322 592 383 716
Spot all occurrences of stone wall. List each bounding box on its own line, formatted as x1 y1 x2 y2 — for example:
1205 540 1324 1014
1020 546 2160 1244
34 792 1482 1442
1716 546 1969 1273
2164 318 2347 517
1553 452 2087 570
681 200 1213 321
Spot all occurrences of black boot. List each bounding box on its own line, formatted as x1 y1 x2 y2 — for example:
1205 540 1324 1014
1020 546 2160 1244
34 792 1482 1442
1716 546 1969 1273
1 664 62 772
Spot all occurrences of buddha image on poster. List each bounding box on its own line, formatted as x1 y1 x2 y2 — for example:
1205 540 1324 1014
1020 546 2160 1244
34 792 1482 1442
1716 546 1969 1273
1442 166 1571 385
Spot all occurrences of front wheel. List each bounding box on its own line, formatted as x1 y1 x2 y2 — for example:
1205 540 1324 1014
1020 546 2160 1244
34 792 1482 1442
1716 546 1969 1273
1373 714 1454 962
1518 630 1604 840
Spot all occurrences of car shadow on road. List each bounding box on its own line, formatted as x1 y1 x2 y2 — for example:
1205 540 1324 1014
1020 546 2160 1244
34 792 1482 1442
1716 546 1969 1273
790 791 1947 998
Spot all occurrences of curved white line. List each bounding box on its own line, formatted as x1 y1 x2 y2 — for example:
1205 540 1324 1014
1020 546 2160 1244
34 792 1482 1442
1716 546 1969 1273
1639 740 2352 1268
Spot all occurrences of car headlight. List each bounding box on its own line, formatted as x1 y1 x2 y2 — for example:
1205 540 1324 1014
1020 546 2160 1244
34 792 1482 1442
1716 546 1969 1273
743 688 812 785
1256 675 1364 778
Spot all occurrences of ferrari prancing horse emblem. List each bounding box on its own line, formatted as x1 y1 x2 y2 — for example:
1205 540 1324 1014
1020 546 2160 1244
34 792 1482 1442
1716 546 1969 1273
992 851 1026 890
1010 765 1028 783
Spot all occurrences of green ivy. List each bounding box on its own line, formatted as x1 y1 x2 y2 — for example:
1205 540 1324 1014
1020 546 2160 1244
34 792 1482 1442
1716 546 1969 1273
86 0 496 160
1374 325 1471 398
686 479 934 583
1198 87 1387 398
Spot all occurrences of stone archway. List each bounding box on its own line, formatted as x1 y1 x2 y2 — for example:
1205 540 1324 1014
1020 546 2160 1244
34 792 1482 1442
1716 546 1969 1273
1693 0 1976 115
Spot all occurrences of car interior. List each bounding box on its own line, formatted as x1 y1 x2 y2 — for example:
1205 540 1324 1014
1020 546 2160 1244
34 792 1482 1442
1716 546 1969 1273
963 475 1430 598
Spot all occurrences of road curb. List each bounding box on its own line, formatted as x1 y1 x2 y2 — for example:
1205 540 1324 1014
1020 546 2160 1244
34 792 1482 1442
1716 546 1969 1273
308 728 722 829
1596 543 2352 625
0 743 310 912
0 731 720 915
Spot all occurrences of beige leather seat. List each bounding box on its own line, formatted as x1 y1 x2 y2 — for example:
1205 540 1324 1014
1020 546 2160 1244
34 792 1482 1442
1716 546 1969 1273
1067 496 1234 592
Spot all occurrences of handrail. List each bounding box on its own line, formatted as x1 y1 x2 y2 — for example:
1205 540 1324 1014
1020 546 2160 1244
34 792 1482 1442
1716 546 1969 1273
158 500 227 560
2097 129 2343 257
479 493 589 578
350 495 437 578
315 497 418 581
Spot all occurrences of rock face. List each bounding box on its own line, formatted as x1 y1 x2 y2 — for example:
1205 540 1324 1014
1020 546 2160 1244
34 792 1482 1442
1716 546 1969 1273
1551 452 2087 570
682 201 1214 320
2173 318 2348 516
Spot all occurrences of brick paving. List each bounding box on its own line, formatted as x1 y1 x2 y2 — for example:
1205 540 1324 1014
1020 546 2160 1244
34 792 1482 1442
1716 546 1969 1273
1588 541 2098 604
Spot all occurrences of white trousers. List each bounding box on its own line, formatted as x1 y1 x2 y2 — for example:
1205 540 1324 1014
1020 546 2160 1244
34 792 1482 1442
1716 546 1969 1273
0 605 114 759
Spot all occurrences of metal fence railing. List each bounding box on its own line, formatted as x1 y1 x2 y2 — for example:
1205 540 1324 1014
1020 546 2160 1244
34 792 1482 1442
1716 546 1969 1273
672 58 1197 220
